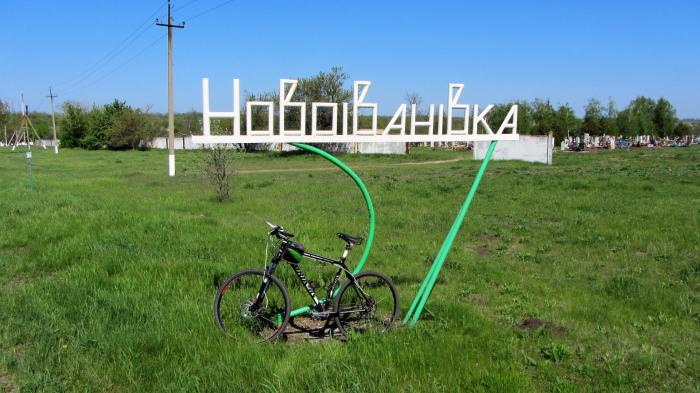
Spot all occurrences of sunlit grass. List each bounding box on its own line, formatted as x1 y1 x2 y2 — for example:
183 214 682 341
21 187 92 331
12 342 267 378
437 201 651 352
1 146 698 392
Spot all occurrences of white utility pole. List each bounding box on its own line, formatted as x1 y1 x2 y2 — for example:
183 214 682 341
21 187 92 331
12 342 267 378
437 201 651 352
156 0 185 176
47 87 58 154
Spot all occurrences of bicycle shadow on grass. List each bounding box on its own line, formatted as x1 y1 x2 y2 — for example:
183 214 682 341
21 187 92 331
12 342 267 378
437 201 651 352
283 317 340 343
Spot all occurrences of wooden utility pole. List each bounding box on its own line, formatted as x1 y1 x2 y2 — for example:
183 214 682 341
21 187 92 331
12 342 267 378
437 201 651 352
47 87 58 155
157 0 185 177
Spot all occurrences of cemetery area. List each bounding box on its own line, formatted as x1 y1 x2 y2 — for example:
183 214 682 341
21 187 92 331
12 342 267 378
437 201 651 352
0 146 699 392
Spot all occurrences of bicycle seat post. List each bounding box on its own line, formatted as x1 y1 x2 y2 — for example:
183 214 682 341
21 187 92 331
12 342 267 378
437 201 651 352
340 243 352 263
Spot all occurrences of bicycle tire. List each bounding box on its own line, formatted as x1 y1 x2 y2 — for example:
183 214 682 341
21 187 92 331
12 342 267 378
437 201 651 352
333 271 399 336
214 269 290 341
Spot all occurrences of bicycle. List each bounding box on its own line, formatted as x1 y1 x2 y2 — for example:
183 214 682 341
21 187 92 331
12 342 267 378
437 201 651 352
213 220 399 341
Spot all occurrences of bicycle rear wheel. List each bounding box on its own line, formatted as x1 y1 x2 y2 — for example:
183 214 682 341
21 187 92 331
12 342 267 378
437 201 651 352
214 269 290 341
333 272 399 336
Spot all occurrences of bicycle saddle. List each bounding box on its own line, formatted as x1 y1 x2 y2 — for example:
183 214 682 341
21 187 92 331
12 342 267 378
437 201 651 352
337 232 364 245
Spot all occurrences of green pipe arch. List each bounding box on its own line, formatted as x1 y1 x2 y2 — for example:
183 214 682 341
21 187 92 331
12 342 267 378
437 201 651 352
288 143 375 317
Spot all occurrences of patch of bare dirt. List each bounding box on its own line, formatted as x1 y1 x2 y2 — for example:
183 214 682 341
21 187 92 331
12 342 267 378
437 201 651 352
467 293 488 306
515 318 565 335
0 370 18 393
284 317 336 343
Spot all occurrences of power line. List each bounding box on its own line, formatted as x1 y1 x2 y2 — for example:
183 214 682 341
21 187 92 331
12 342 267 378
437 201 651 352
174 0 201 12
54 1 167 88
62 33 167 95
182 0 236 22
59 24 157 90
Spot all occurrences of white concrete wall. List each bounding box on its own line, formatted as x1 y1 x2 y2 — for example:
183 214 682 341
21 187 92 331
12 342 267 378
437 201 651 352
473 135 553 164
151 137 404 155
355 142 406 154
267 142 405 154
150 136 200 150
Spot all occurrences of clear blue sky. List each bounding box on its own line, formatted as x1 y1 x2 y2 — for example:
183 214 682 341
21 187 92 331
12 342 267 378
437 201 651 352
1 0 698 118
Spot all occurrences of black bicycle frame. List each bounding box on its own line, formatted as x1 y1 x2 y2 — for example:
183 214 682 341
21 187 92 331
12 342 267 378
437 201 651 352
253 241 365 310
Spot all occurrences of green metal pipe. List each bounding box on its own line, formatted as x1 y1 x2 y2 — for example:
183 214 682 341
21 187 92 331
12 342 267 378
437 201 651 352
405 141 498 326
288 143 376 317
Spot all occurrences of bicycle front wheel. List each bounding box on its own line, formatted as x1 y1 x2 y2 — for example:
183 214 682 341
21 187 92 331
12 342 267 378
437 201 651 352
333 272 399 336
214 269 290 341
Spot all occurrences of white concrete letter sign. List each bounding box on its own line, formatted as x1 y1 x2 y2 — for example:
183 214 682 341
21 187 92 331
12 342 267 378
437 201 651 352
202 78 240 136
447 83 468 135
280 79 306 136
195 78 519 144
353 81 378 136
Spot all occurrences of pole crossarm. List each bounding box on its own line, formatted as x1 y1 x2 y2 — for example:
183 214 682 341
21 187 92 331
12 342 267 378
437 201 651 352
403 141 498 326
287 143 376 318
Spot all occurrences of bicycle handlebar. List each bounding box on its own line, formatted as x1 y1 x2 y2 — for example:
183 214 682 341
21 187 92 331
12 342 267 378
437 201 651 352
264 219 294 240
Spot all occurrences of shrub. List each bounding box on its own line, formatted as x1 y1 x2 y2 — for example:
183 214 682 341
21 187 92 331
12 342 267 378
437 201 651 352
204 145 238 202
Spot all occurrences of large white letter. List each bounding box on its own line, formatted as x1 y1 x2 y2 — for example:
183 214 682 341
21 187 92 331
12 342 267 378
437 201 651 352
353 81 378 136
472 104 494 134
202 78 240 136
246 101 274 136
311 103 338 136
497 105 519 134
411 104 434 135
382 104 407 135
447 83 469 135
279 79 306 136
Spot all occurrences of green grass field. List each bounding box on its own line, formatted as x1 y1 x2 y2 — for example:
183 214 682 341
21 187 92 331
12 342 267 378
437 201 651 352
1 145 699 392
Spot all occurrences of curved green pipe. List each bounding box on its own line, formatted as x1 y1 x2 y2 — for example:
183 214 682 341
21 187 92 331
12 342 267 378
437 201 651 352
288 143 375 317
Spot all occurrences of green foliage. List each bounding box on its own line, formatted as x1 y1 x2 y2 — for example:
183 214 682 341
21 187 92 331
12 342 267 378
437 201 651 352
59 102 88 148
674 121 692 137
628 96 657 135
58 100 153 150
105 106 155 150
654 98 677 137
540 343 572 362
203 146 238 201
583 98 604 136
0 99 9 129
554 104 580 140
531 99 557 136
297 66 352 132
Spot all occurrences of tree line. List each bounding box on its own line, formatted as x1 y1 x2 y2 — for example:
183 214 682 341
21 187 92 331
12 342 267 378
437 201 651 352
0 67 698 149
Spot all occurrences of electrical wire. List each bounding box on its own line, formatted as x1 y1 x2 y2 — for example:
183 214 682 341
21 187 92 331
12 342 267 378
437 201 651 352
54 1 167 89
62 33 167 95
174 0 201 12
182 0 236 22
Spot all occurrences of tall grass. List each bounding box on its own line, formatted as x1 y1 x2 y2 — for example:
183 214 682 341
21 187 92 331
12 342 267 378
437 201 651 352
1 146 698 392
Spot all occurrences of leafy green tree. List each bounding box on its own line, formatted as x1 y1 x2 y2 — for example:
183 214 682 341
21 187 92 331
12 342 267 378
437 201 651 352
105 107 155 149
583 99 604 135
653 98 677 137
244 91 279 132
531 99 557 135
554 104 578 141
601 99 618 135
488 101 534 135
628 96 656 135
616 108 634 136
82 100 128 149
296 66 352 132
673 121 691 137
59 102 88 148
0 100 10 133
177 109 200 136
